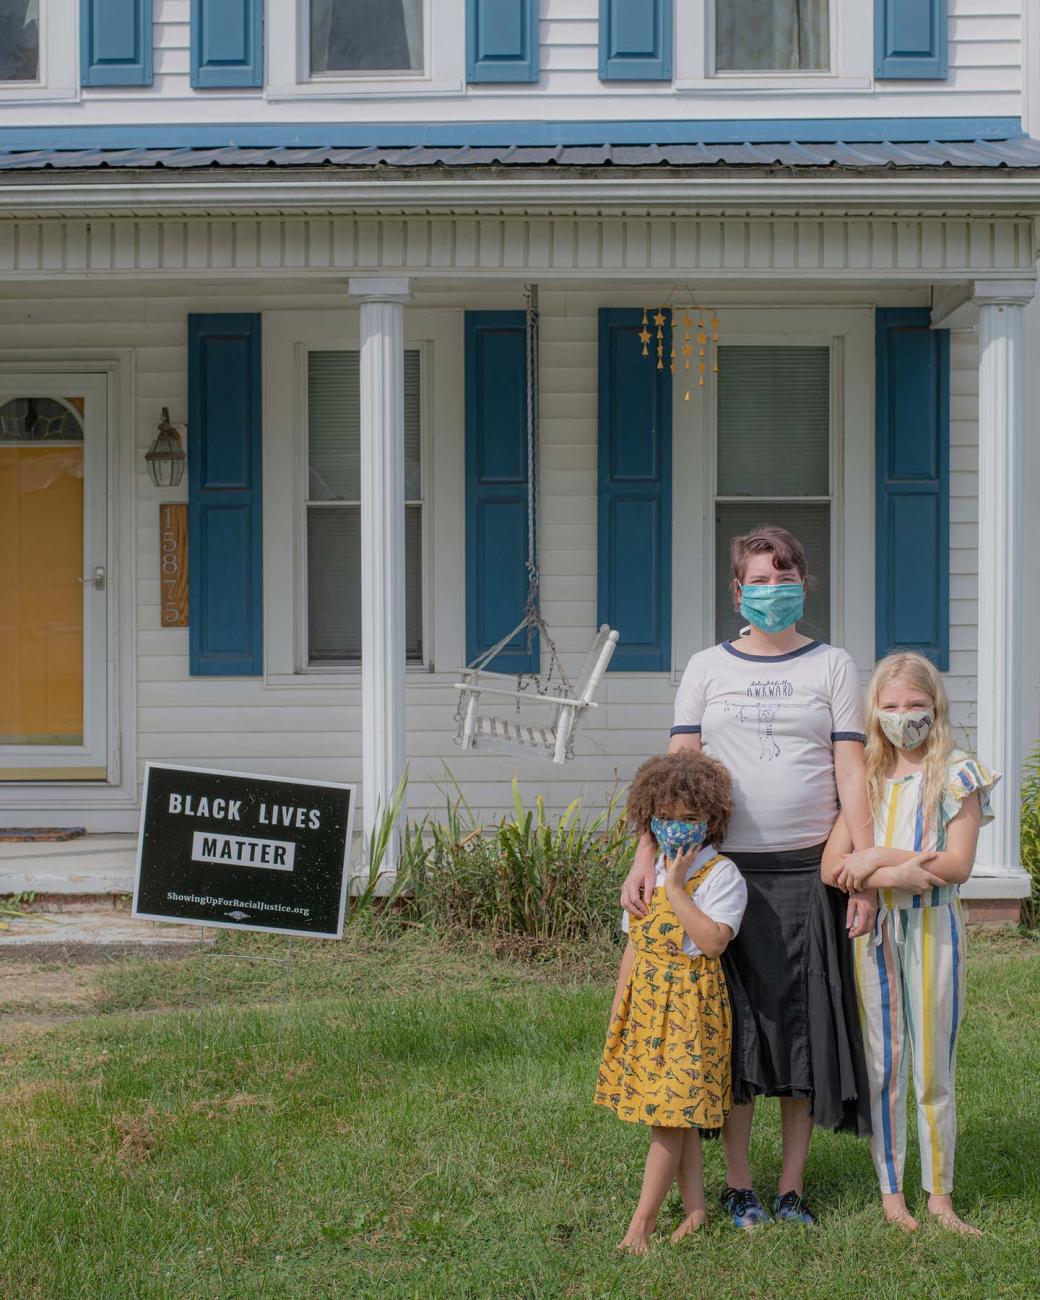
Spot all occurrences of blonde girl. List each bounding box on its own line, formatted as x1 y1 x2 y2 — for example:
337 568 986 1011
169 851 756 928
822 651 999 1236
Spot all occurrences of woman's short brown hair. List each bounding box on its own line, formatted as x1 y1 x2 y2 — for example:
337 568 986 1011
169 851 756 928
730 524 808 583
729 524 810 611
627 750 733 848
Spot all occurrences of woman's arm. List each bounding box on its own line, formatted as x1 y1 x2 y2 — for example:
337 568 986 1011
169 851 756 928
620 832 657 919
832 741 878 937
838 794 982 890
834 741 873 852
821 812 854 887
609 941 636 1023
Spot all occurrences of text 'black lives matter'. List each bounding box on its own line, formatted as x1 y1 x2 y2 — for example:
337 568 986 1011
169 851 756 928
132 764 356 939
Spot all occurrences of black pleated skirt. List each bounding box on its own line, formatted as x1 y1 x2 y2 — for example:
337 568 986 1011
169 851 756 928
721 842 872 1137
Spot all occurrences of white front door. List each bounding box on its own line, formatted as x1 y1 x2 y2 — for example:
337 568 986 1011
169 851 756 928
0 373 109 779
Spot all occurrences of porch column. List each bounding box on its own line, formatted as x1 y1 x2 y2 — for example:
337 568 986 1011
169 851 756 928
973 279 1034 876
349 276 412 858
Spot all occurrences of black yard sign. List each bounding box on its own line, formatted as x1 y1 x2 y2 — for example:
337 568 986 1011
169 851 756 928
132 764 355 939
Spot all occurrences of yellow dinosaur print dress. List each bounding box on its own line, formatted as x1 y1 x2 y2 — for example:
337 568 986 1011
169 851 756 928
594 855 733 1131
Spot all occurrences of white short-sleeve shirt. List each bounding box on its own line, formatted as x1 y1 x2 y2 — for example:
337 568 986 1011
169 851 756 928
622 844 748 957
671 640 865 853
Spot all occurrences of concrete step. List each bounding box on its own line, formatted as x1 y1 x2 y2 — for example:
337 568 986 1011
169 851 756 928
0 834 137 896
0 901 206 948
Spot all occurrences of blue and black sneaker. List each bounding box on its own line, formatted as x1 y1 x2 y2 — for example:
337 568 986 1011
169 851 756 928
772 1191 817 1225
720 1186 770 1229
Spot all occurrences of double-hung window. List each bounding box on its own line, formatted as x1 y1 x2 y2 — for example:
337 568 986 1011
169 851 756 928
267 0 464 98
0 0 76 101
306 349 424 666
675 1 869 88
713 346 832 644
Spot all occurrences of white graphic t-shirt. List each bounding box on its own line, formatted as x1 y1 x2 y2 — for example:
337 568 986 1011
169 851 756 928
672 640 865 853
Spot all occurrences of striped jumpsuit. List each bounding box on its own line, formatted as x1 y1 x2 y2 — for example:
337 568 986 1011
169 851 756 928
852 753 998 1196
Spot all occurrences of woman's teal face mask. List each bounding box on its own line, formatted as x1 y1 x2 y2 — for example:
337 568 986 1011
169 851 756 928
650 817 709 860
738 582 805 634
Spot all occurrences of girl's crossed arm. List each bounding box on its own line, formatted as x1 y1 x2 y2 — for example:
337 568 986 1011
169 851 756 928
821 810 974 895
833 793 982 891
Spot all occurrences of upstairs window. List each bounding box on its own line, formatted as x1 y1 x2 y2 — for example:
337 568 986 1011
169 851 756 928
267 0 463 98
0 0 39 81
310 0 423 76
715 0 830 72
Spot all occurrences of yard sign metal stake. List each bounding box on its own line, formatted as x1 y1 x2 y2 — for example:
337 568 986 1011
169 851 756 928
194 929 296 1077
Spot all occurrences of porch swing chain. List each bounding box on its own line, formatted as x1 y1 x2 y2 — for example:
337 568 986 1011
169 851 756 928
518 284 573 707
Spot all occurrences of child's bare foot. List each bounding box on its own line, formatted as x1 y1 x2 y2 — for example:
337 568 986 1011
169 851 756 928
927 1194 981 1236
881 1192 919 1233
617 1214 656 1255
671 1209 709 1242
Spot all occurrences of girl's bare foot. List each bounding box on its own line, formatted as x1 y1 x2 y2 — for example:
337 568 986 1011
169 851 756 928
671 1209 709 1243
617 1214 656 1255
881 1192 919 1233
927 1194 981 1237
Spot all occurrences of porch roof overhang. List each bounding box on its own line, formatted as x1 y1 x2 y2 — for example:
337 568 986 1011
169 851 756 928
3 137 1040 216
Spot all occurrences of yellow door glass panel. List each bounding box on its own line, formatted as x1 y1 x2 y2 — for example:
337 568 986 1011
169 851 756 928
0 444 85 745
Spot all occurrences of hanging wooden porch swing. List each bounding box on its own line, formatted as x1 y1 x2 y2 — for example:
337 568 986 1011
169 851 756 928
453 285 618 765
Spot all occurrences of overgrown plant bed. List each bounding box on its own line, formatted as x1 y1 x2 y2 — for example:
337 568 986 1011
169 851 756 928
355 776 636 947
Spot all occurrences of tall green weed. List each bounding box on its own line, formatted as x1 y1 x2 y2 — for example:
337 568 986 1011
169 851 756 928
1021 744 1040 929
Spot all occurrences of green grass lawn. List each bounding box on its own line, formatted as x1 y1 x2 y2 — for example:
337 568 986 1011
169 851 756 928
1 926 1038 1299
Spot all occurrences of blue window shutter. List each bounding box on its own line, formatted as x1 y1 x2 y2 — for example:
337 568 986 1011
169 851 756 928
598 308 671 671
875 308 949 671
191 0 263 89
81 0 153 86
465 312 537 674
875 0 947 79
188 314 263 676
599 0 672 81
468 0 539 83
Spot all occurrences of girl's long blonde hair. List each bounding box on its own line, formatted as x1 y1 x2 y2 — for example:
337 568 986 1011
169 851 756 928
865 652 955 820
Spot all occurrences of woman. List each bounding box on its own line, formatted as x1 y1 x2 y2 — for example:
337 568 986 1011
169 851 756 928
620 524 876 1228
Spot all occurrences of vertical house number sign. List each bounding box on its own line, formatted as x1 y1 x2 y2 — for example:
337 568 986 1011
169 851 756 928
159 504 189 627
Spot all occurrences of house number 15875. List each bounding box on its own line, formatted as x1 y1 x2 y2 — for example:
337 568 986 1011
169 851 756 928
159 504 189 628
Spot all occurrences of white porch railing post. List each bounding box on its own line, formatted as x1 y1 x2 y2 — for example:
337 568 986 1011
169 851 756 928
973 279 1034 876
349 276 412 867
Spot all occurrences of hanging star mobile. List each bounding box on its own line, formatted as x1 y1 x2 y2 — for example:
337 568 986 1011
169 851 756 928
639 288 720 400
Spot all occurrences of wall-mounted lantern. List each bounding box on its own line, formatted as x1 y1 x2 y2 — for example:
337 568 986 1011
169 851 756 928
145 407 187 488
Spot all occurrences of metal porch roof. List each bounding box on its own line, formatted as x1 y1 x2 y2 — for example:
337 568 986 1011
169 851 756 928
3 137 1040 172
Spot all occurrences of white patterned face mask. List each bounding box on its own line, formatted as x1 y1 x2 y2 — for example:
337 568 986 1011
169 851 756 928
878 708 934 751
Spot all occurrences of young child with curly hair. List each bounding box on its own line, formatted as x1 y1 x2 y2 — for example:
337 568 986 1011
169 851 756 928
594 750 748 1253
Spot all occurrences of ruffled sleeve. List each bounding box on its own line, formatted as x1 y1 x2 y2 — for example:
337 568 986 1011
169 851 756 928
940 753 1001 828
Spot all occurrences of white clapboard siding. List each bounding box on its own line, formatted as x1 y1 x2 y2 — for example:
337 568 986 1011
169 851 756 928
0 0 1021 128
0 282 993 825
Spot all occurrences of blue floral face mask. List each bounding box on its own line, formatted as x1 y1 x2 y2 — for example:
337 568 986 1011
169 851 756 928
738 582 805 634
650 817 709 859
